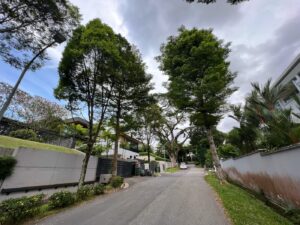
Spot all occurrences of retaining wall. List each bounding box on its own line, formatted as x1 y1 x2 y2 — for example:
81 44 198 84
1 147 98 193
221 144 300 208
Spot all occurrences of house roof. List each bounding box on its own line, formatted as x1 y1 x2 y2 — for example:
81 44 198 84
120 133 142 144
274 53 300 87
65 117 89 128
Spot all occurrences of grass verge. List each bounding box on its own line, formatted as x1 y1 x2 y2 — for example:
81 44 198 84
205 173 292 225
165 167 179 173
0 135 81 155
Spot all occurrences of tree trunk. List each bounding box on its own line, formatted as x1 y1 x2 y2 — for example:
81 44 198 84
112 104 120 176
78 146 91 188
147 145 151 165
0 40 56 121
206 127 226 182
169 153 177 167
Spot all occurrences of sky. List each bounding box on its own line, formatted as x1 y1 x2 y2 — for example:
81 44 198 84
1 0 300 132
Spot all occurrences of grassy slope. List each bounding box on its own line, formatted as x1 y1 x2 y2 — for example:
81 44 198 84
165 167 180 173
205 173 292 225
0 135 81 155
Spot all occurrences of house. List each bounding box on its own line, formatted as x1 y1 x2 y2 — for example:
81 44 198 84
274 53 300 118
102 133 142 159
65 117 89 128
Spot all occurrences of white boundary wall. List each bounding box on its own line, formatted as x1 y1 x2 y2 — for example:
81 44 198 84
221 144 300 208
1 147 97 192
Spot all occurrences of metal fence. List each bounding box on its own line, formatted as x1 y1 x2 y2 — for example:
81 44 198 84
0 117 84 148
96 158 136 180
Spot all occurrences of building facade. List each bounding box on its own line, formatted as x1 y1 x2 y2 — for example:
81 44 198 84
274 53 300 117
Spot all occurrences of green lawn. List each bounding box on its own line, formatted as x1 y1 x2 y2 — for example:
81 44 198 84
0 135 82 155
165 167 180 173
205 173 292 225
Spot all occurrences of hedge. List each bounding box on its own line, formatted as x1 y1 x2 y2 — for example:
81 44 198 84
0 156 17 180
0 194 44 224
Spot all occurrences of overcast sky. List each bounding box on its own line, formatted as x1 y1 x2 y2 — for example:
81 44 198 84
1 0 300 132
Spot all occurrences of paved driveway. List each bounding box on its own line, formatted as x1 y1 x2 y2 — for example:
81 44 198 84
33 167 230 225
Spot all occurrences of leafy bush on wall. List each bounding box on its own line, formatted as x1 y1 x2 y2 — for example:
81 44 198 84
0 156 17 180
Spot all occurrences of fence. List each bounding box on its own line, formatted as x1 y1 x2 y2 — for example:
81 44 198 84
0 117 83 148
221 144 300 208
96 158 136 179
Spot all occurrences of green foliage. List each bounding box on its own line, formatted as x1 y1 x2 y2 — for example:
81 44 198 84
9 129 38 141
0 194 44 224
157 27 236 129
93 184 105 195
205 150 213 168
76 185 93 200
0 156 17 180
284 208 300 225
110 176 124 188
48 191 76 209
217 144 239 159
0 0 80 69
228 79 300 153
120 141 130 149
205 173 292 225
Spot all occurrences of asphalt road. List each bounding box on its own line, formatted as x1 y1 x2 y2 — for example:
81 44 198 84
33 167 230 225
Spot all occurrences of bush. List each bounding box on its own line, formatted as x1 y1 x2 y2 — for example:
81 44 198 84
0 156 17 180
110 176 124 188
76 185 93 201
48 191 75 209
9 129 38 141
93 184 105 195
0 194 44 224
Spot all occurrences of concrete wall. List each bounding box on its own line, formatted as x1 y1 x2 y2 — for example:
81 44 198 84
1 147 97 192
221 144 300 208
157 161 172 172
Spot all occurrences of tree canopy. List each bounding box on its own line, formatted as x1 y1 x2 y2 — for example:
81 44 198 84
157 27 236 181
0 0 80 69
55 18 120 186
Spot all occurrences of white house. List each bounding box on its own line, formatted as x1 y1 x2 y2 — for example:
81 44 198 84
274 53 300 118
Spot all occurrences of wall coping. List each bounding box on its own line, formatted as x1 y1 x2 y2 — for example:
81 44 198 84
221 142 300 162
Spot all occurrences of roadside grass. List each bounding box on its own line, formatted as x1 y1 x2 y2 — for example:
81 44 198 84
165 167 179 173
0 135 81 155
205 173 292 225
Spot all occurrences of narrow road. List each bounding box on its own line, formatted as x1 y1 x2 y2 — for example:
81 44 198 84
33 167 230 225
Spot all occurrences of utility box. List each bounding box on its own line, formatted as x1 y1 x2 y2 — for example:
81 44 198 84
100 174 112 184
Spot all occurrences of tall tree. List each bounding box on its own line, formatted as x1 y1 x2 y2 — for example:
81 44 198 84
157 27 236 181
0 0 80 121
110 35 153 176
129 103 162 164
155 97 190 166
55 19 119 187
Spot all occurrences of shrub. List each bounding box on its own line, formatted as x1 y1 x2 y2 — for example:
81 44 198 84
93 184 105 195
110 176 124 188
0 156 17 180
76 185 93 201
9 129 38 141
48 191 75 209
0 194 44 224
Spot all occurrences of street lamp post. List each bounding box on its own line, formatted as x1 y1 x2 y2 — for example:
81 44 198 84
0 32 66 121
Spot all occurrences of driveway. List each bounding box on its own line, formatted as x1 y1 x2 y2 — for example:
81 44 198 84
33 167 230 225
